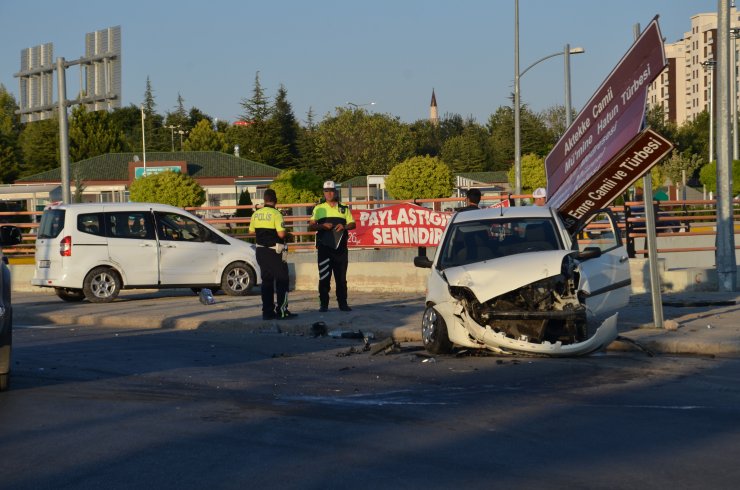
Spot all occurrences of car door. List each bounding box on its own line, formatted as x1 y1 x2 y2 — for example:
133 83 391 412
154 211 219 285
104 210 160 286
573 210 631 318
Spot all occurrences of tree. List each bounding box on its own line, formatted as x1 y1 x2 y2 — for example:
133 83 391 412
166 93 189 129
385 155 454 200
69 105 127 161
240 71 270 123
314 108 414 181
507 153 546 194
540 105 568 140
129 170 206 207
183 119 228 152
487 104 553 170
660 150 703 186
0 85 21 183
269 169 323 204
265 84 300 168
72 167 87 203
409 119 442 158
699 160 740 195
110 104 141 151
188 107 212 129
234 189 254 219
676 110 710 163
230 71 284 165
440 124 487 173
141 77 167 151
296 107 322 171
143 76 157 115
18 117 59 177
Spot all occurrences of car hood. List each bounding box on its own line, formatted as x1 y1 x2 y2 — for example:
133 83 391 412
443 250 573 303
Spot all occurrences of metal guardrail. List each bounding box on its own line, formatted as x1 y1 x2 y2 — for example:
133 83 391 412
3 197 739 258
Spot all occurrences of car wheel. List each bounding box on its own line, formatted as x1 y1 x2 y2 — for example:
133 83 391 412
421 306 452 354
55 287 86 302
82 267 121 303
221 262 256 296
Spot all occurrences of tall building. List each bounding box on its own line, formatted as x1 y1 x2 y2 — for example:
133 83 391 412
648 8 740 125
430 89 439 126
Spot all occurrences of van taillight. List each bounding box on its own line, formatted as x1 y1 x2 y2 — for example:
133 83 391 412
59 236 72 256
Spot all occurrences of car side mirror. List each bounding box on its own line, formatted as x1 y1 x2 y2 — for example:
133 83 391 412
415 246 432 268
577 246 602 260
414 256 433 269
0 225 22 247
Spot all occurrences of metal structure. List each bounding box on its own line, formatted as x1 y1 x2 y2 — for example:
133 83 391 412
14 26 122 204
16 43 55 123
82 26 122 112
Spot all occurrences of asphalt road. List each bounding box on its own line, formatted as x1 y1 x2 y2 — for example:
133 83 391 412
2 320 740 489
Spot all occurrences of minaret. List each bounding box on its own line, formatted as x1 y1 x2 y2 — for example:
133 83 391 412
430 89 439 126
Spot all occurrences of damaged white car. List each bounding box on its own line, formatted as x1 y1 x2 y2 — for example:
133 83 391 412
414 206 630 357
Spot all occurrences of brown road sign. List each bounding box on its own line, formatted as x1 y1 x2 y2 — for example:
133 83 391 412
546 18 666 201
557 128 673 232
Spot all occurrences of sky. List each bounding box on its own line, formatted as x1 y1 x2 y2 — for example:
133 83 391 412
0 0 720 126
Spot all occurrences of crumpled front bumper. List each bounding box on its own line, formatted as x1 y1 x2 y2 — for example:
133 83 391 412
460 309 619 357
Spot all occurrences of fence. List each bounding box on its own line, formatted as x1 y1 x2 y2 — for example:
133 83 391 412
3 196 740 260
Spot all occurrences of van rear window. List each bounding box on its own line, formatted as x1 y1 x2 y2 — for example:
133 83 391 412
37 209 66 239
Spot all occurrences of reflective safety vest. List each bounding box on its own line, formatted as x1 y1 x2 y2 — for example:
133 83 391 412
311 201 354 250
248 205 285 247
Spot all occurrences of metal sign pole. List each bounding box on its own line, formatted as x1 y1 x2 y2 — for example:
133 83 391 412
56 57 71 204
632 23 664 329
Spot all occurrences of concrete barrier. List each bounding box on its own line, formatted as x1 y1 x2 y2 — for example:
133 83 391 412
10 248 731 295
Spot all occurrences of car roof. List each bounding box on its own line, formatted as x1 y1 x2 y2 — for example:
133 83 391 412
452 205 555 223
45 202 185 213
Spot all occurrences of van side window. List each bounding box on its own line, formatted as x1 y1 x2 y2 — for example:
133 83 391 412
78 213 104 236
104 212 155 240
154 212 208 242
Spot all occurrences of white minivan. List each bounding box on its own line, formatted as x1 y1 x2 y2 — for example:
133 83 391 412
32 203 261 303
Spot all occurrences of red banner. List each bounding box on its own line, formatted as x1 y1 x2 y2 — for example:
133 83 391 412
348 203 452 248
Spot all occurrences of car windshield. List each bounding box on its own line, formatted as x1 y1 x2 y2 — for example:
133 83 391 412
439 217 562 268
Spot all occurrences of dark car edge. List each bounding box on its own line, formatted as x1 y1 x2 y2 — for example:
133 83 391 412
1 225 23 391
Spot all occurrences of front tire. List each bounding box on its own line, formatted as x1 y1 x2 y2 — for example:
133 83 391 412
422 306 453 354
55 288 86 302
83 267 121 303
221 262 256 296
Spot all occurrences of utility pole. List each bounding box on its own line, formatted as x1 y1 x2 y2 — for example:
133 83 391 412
716 0 737 291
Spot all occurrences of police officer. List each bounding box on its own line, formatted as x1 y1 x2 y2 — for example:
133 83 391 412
248 189 296 320
308 181 356 312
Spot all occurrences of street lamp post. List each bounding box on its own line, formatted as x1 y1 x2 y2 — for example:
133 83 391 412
178 129 188 150
730 28 740 160
140 105 147 177
347 101 376 109
513 39 585 197
166 125 181 152
702 59 717 163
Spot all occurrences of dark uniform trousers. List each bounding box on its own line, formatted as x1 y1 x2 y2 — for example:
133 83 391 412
257 246 290 316
317 245 348 308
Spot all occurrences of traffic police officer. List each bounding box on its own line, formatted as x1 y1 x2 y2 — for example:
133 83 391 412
248 189 296 320
308 181 356 312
